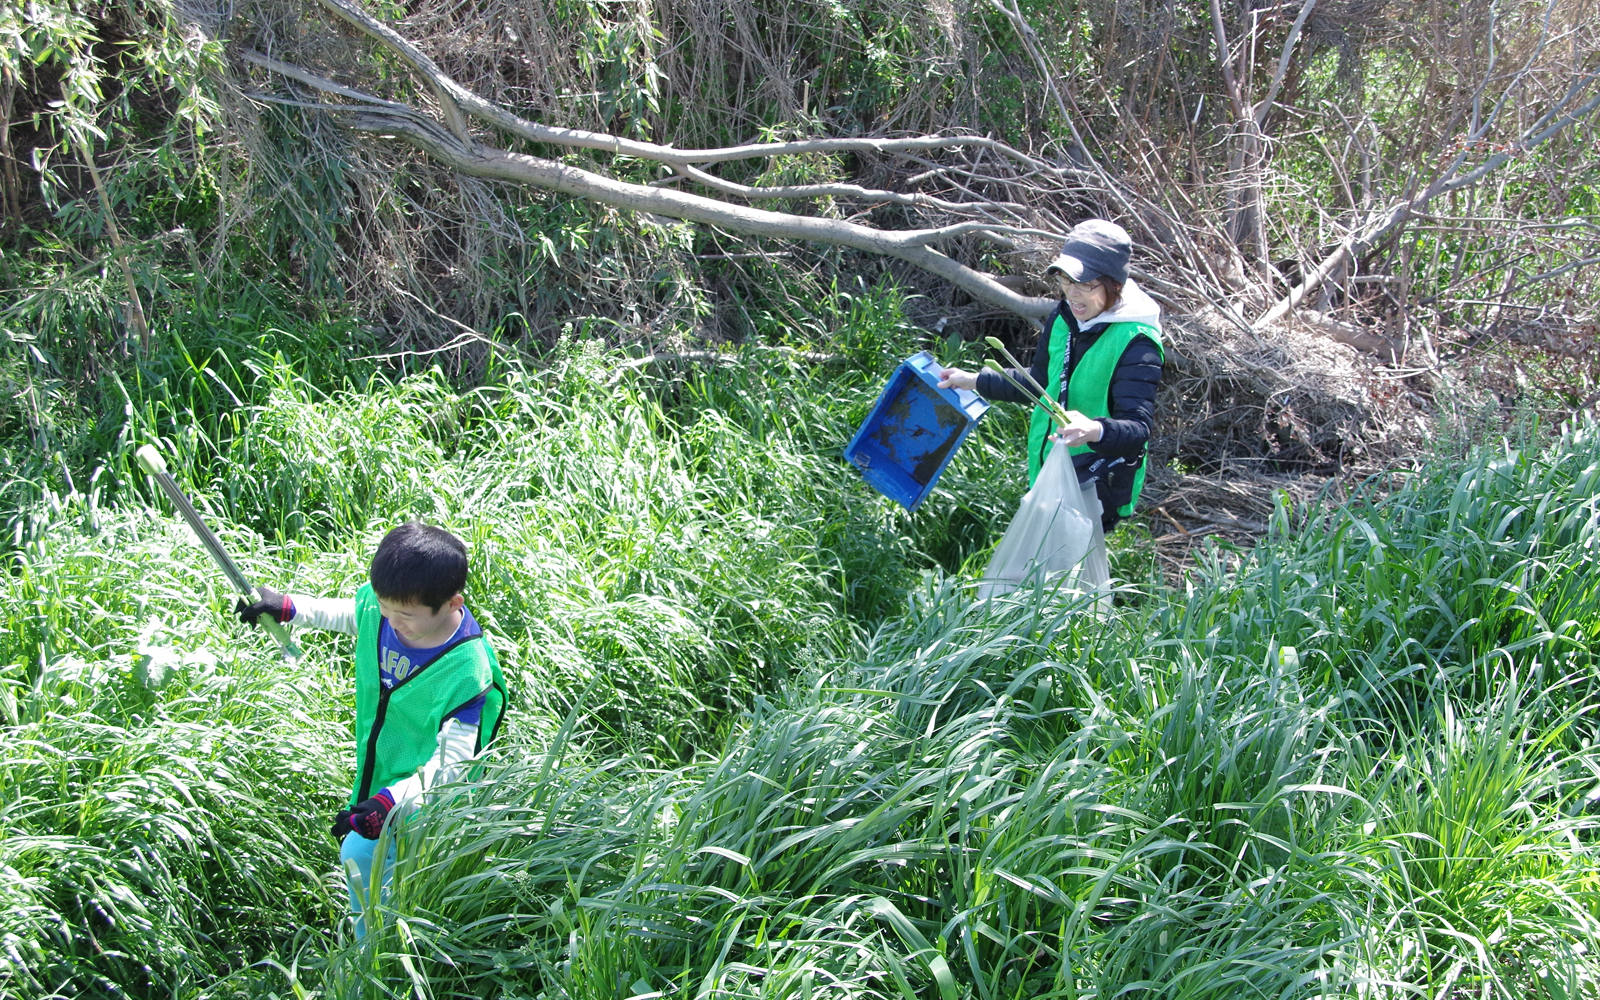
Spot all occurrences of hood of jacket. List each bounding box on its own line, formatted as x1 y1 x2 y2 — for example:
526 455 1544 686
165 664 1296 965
1080 277 1161 332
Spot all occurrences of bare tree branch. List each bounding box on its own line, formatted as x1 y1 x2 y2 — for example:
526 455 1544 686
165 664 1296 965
1257 67 1600 329
242 51 417 113
1436 72 1600 197
987 0 1092 164
670 161 1029 215
1209 0 1248 123
312 0 1050 171
1254 0 1317 129
316 104 1057 318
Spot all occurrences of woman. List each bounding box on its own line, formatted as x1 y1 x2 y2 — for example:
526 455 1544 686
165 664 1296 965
938 219 1164 533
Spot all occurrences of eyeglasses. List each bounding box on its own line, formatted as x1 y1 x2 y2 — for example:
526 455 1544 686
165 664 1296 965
1057 278 1104 298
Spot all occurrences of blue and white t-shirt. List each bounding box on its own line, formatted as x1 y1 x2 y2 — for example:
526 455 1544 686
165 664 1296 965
377 606 487 726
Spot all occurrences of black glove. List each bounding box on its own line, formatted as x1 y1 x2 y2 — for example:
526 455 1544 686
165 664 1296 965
237 586 294 626
332 790 395 841
331 809 355 841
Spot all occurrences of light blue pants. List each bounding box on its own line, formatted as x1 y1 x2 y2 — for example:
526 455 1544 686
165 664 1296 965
340 831 395 939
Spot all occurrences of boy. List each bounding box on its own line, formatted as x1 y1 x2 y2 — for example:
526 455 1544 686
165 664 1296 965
237 521 507 937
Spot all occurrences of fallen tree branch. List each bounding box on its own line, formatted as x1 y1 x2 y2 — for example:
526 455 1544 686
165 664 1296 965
670 161 1026 215
312 105 1057 318
246 1 1075 323
1295 309 1401 363
309 0 1052 171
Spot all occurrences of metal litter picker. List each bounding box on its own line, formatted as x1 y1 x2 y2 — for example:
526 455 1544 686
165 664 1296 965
134 445 302 660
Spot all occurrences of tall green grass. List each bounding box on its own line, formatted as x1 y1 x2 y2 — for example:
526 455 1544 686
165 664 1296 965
271 420 1600 999
0 288 1030 996
0 509 349 995
7 300 1600 998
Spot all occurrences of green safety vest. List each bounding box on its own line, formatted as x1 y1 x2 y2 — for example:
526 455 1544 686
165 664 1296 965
1026 313 1164 517
350 584 507 805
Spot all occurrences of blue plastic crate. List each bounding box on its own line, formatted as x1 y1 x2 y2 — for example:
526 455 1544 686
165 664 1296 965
844 351 990 511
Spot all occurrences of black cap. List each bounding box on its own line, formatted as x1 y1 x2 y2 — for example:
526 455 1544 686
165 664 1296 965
1045 219 1131 284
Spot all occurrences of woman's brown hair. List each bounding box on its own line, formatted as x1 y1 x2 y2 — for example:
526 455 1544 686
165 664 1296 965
1097 278 1125 310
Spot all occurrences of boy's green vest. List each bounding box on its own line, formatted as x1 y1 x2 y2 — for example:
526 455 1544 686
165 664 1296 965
350 584 507 806
1026 313 1164 517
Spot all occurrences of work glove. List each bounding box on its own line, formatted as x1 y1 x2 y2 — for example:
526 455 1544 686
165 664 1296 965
236 586 294 626
332 789 395 841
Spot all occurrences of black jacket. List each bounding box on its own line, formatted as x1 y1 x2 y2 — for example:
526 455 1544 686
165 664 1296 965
976 302 1163 530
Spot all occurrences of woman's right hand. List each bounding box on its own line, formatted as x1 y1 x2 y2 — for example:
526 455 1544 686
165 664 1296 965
938 368 978 391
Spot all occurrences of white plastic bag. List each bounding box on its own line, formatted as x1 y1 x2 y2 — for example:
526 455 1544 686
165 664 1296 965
978 444 1111 603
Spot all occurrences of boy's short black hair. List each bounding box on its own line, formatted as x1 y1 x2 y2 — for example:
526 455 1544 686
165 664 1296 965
369 522 469 612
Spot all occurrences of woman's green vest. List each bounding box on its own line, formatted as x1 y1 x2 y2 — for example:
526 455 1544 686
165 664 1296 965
350 584 507 805
1026 312 1164 516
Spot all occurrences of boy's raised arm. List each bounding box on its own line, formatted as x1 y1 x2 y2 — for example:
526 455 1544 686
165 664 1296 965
237 587 359 635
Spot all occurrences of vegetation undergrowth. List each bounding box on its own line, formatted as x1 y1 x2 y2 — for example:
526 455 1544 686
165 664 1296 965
282 416 1600 1000
0 289 1025 996
3 0 1597 993
6 294 1600 998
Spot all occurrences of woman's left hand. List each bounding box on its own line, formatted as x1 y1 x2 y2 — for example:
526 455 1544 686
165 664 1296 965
1051 410 1104 447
